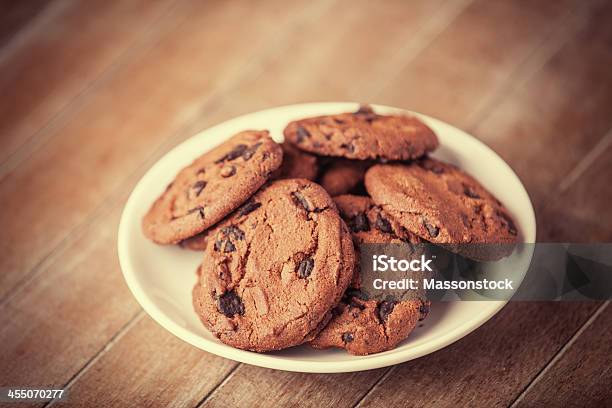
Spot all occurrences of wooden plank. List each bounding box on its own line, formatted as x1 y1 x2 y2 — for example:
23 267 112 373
234 0 452 105
0 99 257 388
54 316 238 408
0 0 177 169
0 0 461 400
0 0 53 48
0 203 141 387
0 1 609 407
374 0 578 128
37 0 602 405
200 366 387 408
355 303 602 408
352 5 612 404
127 1 607 407
0 0 334 391
537 143 612 241
473 0 612 210
512 303 612 408
0 0 454 397
0 0 325 302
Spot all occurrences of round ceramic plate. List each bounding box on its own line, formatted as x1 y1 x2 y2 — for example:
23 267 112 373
118 103 536 373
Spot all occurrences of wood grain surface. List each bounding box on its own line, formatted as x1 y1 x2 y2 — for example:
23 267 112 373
0 1 610 407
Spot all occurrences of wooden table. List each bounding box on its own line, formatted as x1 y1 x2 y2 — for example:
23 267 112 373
1 1 611 406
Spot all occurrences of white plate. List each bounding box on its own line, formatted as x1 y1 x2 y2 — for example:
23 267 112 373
118 103 536 373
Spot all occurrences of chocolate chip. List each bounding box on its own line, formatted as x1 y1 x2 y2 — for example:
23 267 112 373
350 213 370 232
192 180 207 196
354 104 378 122
214 240 222 251
238 200 261 216
213 226 244 253
461 213 472 228
297 257 314 278
342 332 354 343
333 118 345 125
463 184 481 199
419 302 430 321
218 290 245 317
242 142 262 161
188 207 205 219
214 239 236 253
423 219 439 238
216 144 247 163
291 191 314 212
220 165 236 178
224 240 236 253
340 143 355 153
376 300 396 323
375 213 393 233
296 126 310 143
340 142 355 153
221 225 245 241
354 104 374 115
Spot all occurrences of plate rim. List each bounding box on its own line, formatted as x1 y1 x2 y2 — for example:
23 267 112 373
118 102 536 373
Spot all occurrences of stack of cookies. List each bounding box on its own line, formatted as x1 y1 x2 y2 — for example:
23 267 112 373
142 105 519 355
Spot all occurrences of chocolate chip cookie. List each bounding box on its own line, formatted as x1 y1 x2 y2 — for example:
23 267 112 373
275 142 319 180
142 130 282 244
310 195 427 355
192 179 354 352
364 158 519 260
284 105 438 161
311 294 429 356
180 145 324 251
332 194 423 245
319 159 369 197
